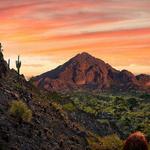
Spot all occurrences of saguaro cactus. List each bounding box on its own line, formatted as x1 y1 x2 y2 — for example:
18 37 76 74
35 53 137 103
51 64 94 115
8 59 10 68
16 55 21 78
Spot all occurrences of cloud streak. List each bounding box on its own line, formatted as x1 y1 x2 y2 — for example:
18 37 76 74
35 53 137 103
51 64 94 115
0 0 150 76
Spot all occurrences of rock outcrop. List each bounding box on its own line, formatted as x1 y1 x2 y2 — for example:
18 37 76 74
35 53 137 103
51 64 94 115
0 44 8 78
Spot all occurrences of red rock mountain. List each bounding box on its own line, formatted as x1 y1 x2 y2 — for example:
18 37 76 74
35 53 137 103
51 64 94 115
33 52 150 92
136 74 150 87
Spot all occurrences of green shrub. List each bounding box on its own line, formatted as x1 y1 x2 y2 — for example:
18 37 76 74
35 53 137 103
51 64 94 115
140 93 150 100
100 134 123 150
126 98 139 110
49 92 62 101
63 103 76 111
97 119 110 126
52 102 62 110
87 134 123 150
83 106 96 114
87 134 102 150
15 83 23 90
10 100 32 123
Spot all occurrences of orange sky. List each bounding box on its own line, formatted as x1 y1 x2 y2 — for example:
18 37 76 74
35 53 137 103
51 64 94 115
0 0 150 77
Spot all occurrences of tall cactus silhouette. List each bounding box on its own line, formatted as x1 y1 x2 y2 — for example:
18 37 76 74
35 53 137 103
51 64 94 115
8 59 10 68
16 55 21 78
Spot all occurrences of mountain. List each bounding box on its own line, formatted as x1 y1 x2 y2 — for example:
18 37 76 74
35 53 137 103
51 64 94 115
33 52 150 92
0 51 89 150
136 74 150 87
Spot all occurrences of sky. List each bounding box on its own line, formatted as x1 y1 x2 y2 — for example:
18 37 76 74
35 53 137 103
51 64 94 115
0 0 150 78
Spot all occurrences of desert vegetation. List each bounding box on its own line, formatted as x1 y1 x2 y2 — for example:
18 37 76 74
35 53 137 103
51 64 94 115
49 91 150 149
9 100 32 123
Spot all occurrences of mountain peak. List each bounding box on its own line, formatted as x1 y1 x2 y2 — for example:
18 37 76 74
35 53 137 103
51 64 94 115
78 52 93 57
33 52 150 92
73 52 94 60
71 52 105 66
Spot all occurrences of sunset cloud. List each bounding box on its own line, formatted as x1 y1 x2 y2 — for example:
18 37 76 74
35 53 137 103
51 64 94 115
0 0 150 77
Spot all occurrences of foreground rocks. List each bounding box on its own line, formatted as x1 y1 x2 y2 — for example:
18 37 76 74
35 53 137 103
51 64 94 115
0 69 89 150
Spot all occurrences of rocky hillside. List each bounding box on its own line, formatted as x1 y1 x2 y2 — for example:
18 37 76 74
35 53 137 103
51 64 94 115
0 48 8 78
0 52 89 150
33 52 150 92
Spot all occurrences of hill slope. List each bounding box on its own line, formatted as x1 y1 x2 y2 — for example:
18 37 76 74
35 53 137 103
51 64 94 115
0 53 89 150
33 52 150 92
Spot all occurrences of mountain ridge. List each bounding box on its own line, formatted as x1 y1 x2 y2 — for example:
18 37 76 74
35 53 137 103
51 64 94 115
33 52 150 92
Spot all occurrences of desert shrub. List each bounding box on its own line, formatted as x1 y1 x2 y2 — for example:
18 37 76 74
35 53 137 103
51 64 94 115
63 103 76 111
143 124 150 140
100 134 123 150
97 119 110 126
15 83 22 90
65 92 150 140
126 98 139 110
83 106 95 114
114 97 125 105
51 102 62 110
51 102 69 121
140 93 150 100
10 100 32 123
49 92 62 101
87 134 102 150
87 134 123 150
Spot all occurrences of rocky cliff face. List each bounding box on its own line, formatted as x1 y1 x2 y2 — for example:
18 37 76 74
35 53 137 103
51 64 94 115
34 52 149 92
0 51 8 78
